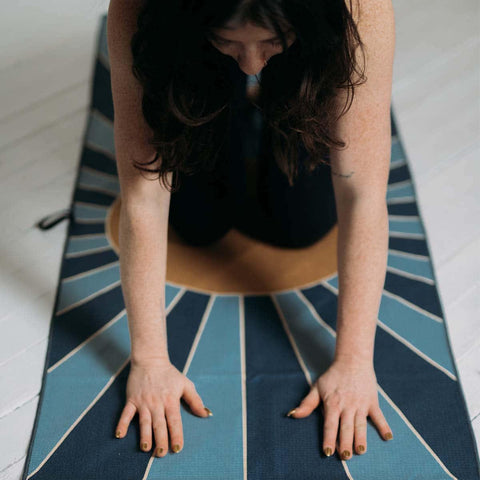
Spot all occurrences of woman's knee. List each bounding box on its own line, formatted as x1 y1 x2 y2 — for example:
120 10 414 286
273 216 337 248
169 217 233 246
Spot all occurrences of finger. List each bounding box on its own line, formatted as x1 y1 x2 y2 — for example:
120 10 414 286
151 408 169 457
288 386 319 418
182 380 212 417
138 407 153 452
354 410 368 454
115 401 136 439
338 410 355 461
322 401 340 457
165 400 184 453
369 404 393 441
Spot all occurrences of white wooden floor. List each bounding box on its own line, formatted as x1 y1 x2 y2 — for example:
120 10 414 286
1 1 479 478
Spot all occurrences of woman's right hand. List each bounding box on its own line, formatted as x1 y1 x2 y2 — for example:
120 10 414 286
114 358 213 457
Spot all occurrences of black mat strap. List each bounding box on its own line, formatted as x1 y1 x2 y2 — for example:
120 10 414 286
35 208 72 230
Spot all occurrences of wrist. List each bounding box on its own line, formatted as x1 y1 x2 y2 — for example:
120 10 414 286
131 353 171 366
333 352 374 368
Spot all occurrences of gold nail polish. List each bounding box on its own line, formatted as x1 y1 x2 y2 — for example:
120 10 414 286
204 407 213 416
342 450 350 460
286 408 296 417
324 447 333 457
358 444 365 453
384 432 393 440
142 442 148 451
115 430 121 438
156 447 164 456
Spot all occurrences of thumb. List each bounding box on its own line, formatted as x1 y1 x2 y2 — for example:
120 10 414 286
287 386 320 418
182 380 213 418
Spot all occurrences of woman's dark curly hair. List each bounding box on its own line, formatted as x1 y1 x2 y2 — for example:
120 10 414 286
131 0 366 192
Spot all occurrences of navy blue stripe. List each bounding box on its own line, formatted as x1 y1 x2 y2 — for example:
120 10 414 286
384 271 443 317
390 111 398 136
81 148 118 176
244 295 349 478
388 236 429 256
166 291 211 371
374 327 479 480
388 164 411 184
91 59 114 121
74 188 116 206
69 221 106 236
300 284 338 330
387 201 419 216
61 249 118 279
48 285 124 368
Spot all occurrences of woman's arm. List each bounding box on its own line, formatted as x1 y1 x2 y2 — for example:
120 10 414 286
108 0 212 456
108 0 171 364
287 0 396 460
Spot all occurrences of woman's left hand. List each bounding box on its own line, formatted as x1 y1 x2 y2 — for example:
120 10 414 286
287 359 393 460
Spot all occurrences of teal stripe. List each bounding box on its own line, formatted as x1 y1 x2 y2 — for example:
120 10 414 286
387 252 434 280
98 17 110 68
389 218 425 235
66 235 110 255
27 312 129 475
148 296 244 479
57 263 120 312
165 283 183 306
78 167 120 195
387 183 415 199
73 203 108 221
326 275 339 290
378 294 455 376
274 291 336 380
390 138 405 163
85 112 115 156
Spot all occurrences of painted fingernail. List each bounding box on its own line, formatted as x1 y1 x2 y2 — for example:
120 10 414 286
286 408 297 417
142 442 148 451
156 447 164 456
204 407 213 416
323 447 333 457
115 430 121 438
342 450 351 460
384 432 393 440
172 444 181 453
358 444 365 453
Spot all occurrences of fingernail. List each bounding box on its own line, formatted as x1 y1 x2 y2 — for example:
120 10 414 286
342 450 350 460
172 444 181 453
384 432 393 440
323 447 333 457
358 444 365 453
204 406 213 416
156 447 164 456
286 408 297 417
115 430 121 438
142 442 148 451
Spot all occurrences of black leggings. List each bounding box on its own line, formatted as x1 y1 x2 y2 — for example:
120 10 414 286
168 64 337 249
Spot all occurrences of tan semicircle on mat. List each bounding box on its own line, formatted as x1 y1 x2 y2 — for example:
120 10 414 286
106 197 338 295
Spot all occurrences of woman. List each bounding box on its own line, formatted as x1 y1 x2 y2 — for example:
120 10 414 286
108 0 396 461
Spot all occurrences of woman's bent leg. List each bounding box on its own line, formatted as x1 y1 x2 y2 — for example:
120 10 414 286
168 169 234 246
235 122 338 248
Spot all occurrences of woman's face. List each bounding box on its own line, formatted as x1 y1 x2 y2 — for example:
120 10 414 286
207 21 296 76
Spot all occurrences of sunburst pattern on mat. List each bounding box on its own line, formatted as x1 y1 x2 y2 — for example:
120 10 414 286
22 14 479 480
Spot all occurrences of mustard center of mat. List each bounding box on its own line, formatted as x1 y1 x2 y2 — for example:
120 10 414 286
106 197 338 294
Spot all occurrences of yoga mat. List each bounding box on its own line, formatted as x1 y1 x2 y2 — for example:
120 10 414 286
22 14 480 480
